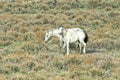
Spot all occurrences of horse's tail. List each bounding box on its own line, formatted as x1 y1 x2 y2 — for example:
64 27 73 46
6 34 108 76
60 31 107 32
84 31 88 43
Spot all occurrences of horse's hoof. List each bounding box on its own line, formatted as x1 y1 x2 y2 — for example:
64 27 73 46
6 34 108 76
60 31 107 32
66 54 69 56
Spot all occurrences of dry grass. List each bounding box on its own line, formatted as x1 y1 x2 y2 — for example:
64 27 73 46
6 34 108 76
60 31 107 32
0 0 120 80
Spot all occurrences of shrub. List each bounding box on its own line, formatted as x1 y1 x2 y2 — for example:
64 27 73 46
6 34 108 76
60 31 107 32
36 13 44 19
22 32 35 41
20 26 28 34
11 66 20 73
74 15 84 22
10 73 27 80
52 61 64 70
0 74 7 80
105 6 112 11
26 61 36 70
39 2 49 10
0 40 12 46
90 69 103 77
69 71 82 79
90 20 103 27
61 4 71 10
70 1 80 8
101 61 113 70
34 30 44 43
86 0 101 8
65 57 82 65
21 41 41 54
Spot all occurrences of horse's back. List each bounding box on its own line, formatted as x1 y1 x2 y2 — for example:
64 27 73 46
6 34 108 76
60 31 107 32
67 28 85 37
65 28 85 43
67 28 83 32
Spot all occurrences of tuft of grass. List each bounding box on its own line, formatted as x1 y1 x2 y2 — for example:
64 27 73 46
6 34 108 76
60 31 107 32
0 0 120 80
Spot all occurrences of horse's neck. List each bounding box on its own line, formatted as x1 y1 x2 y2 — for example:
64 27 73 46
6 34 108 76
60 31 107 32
52 29 63 40
52 30 59 37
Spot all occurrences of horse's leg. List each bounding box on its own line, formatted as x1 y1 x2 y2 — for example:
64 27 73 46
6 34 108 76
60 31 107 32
78 43 82 53
66 41 70 56
63 41 66 48
60 40 63 47
82 42 86 53
83 43 86 53
80 40 86 54
76 42 79 49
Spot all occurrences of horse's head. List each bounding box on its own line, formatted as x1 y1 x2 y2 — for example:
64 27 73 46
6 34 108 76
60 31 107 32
44 27 66 43
44 30 52 43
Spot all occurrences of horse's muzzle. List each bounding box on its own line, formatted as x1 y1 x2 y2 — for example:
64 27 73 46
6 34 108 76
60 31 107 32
45 40 48 43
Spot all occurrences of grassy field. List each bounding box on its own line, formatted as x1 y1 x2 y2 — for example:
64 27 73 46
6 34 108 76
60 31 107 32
0 0 120 80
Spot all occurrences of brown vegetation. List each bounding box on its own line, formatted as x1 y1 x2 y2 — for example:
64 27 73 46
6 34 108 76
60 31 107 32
0 0 120 80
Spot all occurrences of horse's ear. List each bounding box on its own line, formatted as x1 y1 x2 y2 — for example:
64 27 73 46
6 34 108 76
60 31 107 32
58 26 66 32
59 26 65 29
62 26 65 29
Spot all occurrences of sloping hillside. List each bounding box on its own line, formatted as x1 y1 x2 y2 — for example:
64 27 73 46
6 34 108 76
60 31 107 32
0 0 120 80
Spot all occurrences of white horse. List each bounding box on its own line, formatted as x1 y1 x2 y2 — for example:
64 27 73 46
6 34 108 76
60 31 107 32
60 27 88 55
44 27 80 47
44 27 88 55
